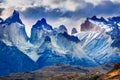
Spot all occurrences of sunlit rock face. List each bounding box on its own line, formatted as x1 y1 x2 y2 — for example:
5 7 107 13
81 18 94 31
81 17 103 32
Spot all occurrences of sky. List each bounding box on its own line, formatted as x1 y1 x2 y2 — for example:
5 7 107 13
0 0 120 36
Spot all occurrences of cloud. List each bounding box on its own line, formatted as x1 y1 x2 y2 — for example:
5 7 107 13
85 0 102 5
32 0 85 11
0 0 85 12
1 0 120 20
0 0 34 8
21 7 64 20
67 1 120 19
0 0 4 3
21 1 120 20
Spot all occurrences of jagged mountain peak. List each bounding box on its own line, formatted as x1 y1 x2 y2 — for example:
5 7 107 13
35 18 47 25
90 16 97 20
58 25 68 33
5 10 23 25
59 25 66 29
90 16 120 24
81 18 95 31
30 18 53 44
108 16 120 23
59 32 80 43
41 18 47 24
89 16 106 22
71 28 77 34
5 10 23 24
33 18 52 30
13 10 19 17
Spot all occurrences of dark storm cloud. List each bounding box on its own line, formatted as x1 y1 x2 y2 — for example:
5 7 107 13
94 1 120 15
21 7 64 19
63 1 120 20
21 1 120 20
62 3 94 19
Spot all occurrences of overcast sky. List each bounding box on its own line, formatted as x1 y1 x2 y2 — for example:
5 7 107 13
0 0 120 36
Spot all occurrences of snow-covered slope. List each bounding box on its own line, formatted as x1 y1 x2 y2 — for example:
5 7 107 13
89 16 120 49
75 31 119 64
76 16 120 64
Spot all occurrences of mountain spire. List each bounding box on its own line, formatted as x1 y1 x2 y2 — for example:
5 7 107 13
41 18 47 24
5 10 23 24
71 28 77 34
58 25 68 33
33 18 52 30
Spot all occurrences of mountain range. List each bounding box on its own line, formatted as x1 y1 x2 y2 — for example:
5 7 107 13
0 10 120 76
